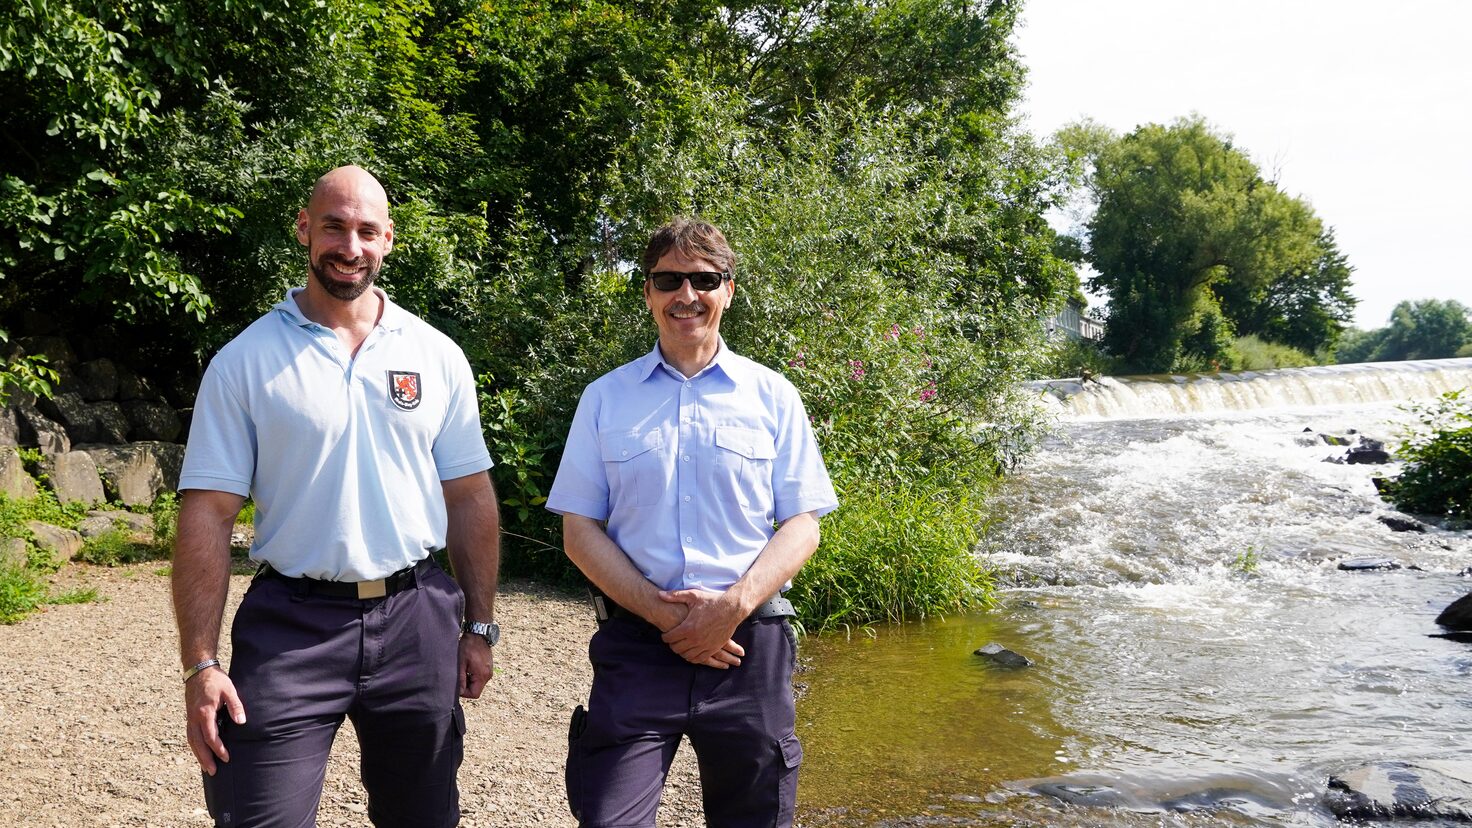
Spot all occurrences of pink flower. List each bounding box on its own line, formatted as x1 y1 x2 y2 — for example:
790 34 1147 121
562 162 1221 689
912 326 926 339
919 381 937 402
787 350 807 369
883 324 901 342
848 359 865 380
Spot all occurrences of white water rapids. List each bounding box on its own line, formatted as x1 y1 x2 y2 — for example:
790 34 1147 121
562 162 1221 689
798 359 1472 827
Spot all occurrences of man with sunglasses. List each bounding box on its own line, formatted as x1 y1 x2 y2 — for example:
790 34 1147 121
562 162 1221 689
547 217 837 827
171 165 500 827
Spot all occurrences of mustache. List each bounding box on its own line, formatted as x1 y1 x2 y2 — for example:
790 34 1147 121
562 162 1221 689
668 301 706 314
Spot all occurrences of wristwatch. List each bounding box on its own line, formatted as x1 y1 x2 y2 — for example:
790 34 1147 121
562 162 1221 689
462 620 500 647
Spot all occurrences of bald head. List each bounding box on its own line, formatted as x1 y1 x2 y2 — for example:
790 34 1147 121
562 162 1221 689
296 165 394 302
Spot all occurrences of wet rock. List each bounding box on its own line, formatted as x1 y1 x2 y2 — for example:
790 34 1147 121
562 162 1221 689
1337 557 1402 572
79 442 185 506
1378 515 1427 533
0 536 27 569
1371 476 1393 494
121 400 181 442
1325 760 1472 822
25 520 83 561
974 642 1033 668
1436 593 1472 632
41 451 105 505
73 358 120 401
1320 433 1353 446
1345 438 1391 465
0 447 38 499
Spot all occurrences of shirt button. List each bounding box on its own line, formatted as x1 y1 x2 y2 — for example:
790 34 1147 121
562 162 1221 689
685 381 692 388
685 536 693 543
682 455 690 462
683 495 691 502
621 450 628 457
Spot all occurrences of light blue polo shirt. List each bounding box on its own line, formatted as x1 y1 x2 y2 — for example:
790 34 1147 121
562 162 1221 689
546 341 838 592
179 288 493 581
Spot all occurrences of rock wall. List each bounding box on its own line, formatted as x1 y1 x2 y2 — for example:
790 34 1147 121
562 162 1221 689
2 332 189 507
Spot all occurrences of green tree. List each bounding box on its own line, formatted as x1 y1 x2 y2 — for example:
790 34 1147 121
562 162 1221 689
1337 299 1472 363
1069 116 1336 373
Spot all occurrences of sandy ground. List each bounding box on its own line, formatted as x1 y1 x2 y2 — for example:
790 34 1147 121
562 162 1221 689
0 563 706 827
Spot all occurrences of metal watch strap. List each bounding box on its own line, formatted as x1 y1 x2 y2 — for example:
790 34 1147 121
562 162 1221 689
462 620 500 646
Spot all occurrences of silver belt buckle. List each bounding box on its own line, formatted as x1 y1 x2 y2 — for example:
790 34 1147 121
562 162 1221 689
357 579 388 599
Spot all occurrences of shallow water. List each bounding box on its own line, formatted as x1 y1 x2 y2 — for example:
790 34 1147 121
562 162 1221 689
795 401 1472 826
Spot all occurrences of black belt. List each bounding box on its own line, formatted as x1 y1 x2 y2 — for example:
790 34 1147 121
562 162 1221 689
589 586 794 624
259 557 432 599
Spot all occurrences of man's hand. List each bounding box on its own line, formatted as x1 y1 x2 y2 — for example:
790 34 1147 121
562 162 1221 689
457 636 494 699
184 668 246 776
659 588 747 669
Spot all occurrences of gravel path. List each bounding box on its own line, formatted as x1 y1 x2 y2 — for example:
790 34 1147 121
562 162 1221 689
0 563 704 827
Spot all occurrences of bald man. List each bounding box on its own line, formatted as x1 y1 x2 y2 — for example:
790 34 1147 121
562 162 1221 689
171 166 501 827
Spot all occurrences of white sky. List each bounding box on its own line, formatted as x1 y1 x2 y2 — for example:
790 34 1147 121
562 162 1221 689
1013 0 1472 328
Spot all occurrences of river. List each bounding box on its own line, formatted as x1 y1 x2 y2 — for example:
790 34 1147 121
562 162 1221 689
794 359 1472 826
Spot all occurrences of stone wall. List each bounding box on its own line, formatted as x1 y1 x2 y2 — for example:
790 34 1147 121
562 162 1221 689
2 333 189 507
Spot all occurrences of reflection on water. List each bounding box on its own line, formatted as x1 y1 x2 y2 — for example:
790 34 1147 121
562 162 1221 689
795 402 1472 826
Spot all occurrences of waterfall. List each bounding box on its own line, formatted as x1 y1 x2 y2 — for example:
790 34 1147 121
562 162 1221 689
1030 357 1472 419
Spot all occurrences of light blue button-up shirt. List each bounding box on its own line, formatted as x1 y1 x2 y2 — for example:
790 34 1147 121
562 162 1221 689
546 342 838 592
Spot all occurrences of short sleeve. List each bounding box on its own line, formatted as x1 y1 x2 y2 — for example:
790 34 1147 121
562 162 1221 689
178 358 256 497
431 351 494 481
545 385 611 521
770 379 839 522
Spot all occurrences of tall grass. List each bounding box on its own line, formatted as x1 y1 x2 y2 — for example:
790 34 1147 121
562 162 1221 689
789 469 997 631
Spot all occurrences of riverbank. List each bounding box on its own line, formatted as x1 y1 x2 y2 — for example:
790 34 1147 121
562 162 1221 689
0 564 704 827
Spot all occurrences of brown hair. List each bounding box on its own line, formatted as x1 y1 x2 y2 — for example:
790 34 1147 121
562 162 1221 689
641 217 736 276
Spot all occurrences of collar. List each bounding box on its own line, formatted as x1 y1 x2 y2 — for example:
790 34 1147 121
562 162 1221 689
273 287 410 332
637 338 749 384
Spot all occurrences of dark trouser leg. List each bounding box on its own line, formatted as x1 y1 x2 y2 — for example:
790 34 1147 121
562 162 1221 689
687 617 802 828
567 618 689 828
203 578 359 828
353 561 467 828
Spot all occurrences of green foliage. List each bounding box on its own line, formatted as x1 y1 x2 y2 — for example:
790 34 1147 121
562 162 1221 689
1067 116 1351 373
788 470 996 631
150 491 180 549
1336 299 1472 363
1381 390 1472 519
0 564 48 624
0 330 60 405
0 489 87 541
2 0 1071 626
1230 546 1260 574
1033 337 1119 381
1231 335 1315 370
75 527 161 566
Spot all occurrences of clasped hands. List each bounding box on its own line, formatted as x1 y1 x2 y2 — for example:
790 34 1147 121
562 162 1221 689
652 588 746 669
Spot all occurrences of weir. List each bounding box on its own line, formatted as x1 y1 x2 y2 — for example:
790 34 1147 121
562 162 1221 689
1029 357 1472 419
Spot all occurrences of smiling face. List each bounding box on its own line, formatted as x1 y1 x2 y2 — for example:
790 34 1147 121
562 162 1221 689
295 166 394 302
644 248 735 370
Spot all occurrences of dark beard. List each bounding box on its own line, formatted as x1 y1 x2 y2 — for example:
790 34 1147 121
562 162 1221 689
309 256 379 301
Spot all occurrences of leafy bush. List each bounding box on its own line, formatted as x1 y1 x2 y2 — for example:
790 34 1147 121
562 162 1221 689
1034 336 1120 380
1382 390 1472 519
0 565 49 625
75 528 162 567
150 492 181 550
1231 335 1316 370
789 469 996 630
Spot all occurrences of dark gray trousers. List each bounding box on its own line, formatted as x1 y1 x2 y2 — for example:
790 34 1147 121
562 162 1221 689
566 615 803 828
202 559 466 828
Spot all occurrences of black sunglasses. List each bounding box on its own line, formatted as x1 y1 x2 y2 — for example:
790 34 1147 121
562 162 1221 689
646 270 732 292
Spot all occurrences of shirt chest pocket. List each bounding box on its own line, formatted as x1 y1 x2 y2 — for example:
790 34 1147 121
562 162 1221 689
713 426 777 510
600 430 666 508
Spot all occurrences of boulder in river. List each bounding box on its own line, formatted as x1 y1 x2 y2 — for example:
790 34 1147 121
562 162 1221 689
1325 760 1472 822
974 642 1033 668
1345 438 1391 465
1378 515 1427 533
1436 592 1472 632
1337 557 1402 572
1319 433 1353 446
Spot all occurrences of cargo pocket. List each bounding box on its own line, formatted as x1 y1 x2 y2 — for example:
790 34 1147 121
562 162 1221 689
565 704 589 819
713 426 777 511
600 430 665 507
776 732 803 826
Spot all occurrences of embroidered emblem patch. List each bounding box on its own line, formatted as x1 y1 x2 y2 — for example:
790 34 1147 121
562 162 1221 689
387 370 422 411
